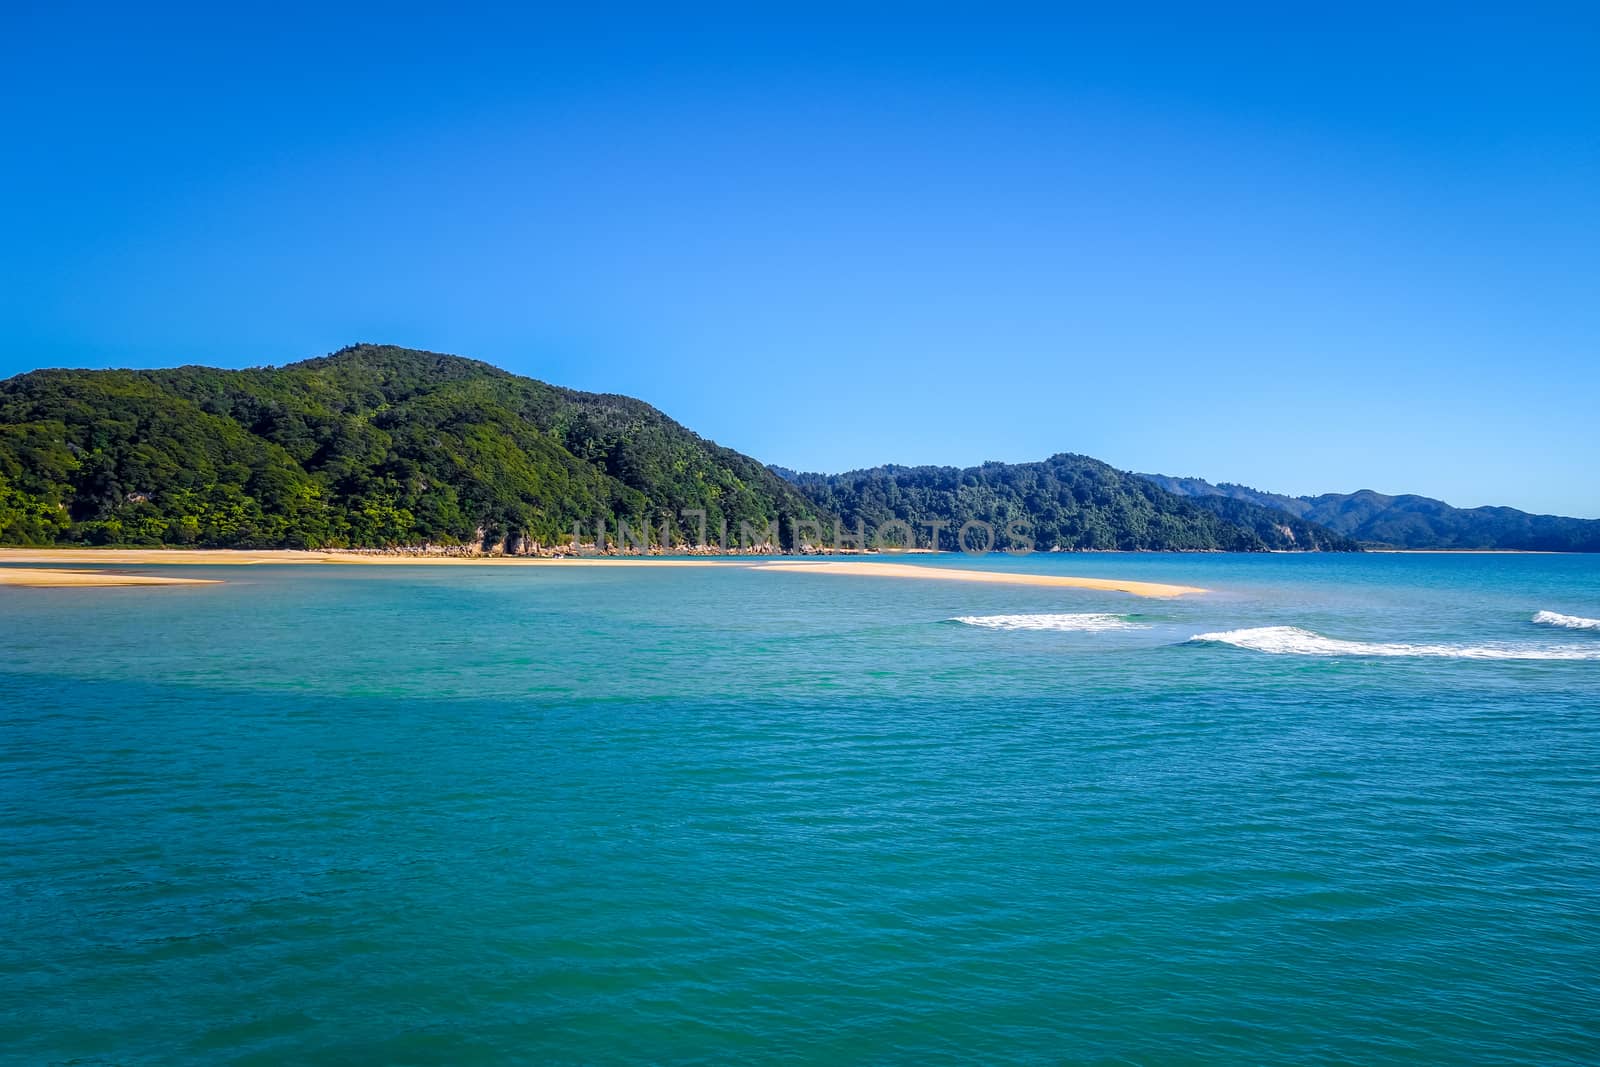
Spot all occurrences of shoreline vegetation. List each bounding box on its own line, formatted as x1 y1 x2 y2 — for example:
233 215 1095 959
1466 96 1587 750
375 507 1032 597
0 549 1205 597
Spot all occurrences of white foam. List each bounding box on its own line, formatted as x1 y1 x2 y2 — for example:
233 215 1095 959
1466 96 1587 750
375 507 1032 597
1190 625 1600 661
1533 610 1600 631
951 613 1147 632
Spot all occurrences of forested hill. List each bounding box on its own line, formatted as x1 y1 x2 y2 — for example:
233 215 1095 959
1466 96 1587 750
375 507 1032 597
1138 473 1600 551
0 343 1361 553
0 345 822 549
780 456 1361 552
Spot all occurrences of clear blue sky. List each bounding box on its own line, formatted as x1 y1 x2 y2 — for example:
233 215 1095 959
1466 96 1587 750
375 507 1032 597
4 4 1597 515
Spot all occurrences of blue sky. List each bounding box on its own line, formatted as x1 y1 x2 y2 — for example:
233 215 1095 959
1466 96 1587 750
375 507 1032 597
4 4 1597 515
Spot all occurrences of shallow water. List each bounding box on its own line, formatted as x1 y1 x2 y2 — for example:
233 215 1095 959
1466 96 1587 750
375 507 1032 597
3 554 1598 1063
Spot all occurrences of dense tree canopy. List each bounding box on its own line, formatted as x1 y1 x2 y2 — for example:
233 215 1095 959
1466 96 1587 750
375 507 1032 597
782 456 1360 552
0 345 819 549
0 344 1363 553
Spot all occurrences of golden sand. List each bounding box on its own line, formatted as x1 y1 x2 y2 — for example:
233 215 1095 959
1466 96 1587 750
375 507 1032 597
0 549 750 567
0 568 221 588
757 560 1206 597
0 549 1206 597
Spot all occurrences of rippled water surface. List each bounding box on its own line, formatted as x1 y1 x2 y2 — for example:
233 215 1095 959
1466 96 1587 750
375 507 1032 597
3 554 1599 1063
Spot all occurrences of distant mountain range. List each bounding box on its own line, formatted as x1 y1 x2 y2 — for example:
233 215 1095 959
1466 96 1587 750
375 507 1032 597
1136 474 1600 552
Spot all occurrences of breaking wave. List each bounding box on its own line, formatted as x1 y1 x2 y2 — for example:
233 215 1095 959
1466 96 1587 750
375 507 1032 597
951 613 1147 632
1189 625 1600 661
1533 610 1600 631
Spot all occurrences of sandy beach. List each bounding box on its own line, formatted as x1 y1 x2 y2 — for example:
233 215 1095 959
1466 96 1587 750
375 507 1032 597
758 560 1206 597
0 567 221 588
0 549 1205 597
0 549 752 567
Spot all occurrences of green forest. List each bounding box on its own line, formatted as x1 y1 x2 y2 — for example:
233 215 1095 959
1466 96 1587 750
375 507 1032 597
0 344 1361 552
782 458 1360 552
0 345 820 550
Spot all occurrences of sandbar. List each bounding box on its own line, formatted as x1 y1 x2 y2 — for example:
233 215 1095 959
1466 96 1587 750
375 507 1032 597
0 568 221 588
759 560 1205 597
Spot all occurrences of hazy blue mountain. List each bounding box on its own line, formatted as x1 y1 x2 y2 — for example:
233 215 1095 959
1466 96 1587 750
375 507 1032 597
1138 474 1600 551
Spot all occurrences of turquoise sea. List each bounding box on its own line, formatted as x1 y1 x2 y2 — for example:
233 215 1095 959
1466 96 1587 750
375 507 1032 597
3 553 1599 1064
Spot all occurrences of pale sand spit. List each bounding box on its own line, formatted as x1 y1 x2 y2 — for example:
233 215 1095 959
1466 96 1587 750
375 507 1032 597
758 560 1206 597
0 549 1206 597
0 568 221 588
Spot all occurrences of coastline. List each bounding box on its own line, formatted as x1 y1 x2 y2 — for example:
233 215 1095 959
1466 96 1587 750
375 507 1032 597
0 548 1205 597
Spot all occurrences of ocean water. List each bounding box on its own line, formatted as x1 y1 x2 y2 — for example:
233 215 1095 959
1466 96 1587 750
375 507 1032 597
3 553 1599 1064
